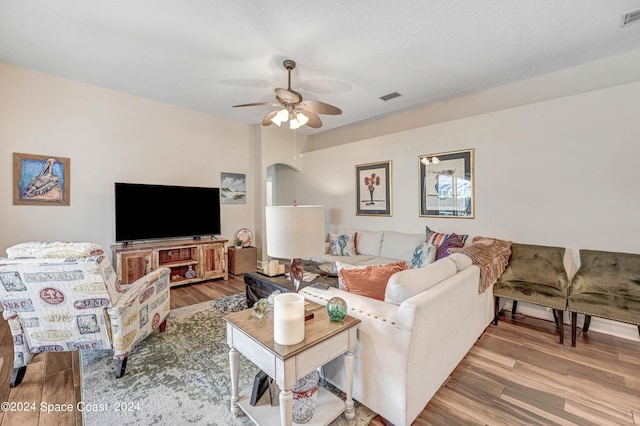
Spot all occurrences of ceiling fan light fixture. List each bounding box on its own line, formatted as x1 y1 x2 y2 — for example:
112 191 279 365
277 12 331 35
233 59 341 130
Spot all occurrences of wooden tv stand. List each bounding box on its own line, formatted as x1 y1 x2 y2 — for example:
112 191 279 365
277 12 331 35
112 238 228 287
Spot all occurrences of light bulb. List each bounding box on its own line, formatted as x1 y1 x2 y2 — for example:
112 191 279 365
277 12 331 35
271 115 282 126
420 158 429 165
277 109 289 122
290 117 300 129
431 157 440 164
296 112 309 127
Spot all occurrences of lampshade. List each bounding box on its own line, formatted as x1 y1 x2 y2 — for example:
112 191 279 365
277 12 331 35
265 205 325 259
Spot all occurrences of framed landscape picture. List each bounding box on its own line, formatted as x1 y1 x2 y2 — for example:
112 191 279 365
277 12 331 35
356 160 392 216
221 172 246 204
419 149 474 218
13 152 70 206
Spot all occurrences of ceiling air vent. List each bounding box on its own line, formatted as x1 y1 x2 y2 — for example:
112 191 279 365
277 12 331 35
622 8 640 27
379 92 401 101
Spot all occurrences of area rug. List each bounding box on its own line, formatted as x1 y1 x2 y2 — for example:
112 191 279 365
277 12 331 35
80 293 376 425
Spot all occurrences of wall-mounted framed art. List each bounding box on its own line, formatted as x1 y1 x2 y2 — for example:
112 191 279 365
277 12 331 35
13 152 70 206
221 172 246 204
419 149 474 218
356 160 392 216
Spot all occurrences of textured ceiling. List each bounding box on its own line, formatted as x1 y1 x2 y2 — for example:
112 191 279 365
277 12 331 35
1 0 640 134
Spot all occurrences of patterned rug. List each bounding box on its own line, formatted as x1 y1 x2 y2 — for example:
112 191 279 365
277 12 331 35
80 293 376 425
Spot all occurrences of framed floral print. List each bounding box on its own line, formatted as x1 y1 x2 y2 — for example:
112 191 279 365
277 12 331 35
356 160 392 216
419 149 474 218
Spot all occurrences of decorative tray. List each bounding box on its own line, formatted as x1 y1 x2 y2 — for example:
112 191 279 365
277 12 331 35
318 262 338 276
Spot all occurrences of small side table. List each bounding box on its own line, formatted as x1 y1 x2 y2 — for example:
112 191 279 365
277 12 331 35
228 246 257 275
224 303 360 425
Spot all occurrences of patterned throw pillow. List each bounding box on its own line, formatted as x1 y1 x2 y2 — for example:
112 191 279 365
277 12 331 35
436 233 464 260
329 233 357 257
410 241 438 268
338 261 407 301
425 226 469 246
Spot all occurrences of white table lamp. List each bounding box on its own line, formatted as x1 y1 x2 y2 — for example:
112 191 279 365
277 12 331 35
265 205 325 292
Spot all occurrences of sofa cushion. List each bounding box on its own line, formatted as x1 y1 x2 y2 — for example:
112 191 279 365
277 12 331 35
425 226 469 246
380 231 425 262
329 233 357 257
339 261 406 300
436 233 464 260
410 241 438 269
345 229 383 257
384 258 458 305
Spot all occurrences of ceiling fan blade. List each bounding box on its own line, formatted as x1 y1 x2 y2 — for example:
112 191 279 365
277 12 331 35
299 110 322 128
275 88 302 104
299 99 342 115
233 102 279 108
261 110 278 126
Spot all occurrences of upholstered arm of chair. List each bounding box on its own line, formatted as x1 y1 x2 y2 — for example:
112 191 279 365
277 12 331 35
107 267 171 360
0 256 116 362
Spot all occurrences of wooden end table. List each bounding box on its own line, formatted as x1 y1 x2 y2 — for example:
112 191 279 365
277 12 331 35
224 301 360 425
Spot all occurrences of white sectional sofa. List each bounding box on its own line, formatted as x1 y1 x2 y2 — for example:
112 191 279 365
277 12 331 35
313 229 426 266
302 229 494 426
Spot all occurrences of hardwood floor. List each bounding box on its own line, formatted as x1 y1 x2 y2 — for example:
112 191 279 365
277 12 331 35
1 275 639 425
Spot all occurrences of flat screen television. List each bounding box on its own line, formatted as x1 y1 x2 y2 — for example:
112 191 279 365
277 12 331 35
115 182 221 242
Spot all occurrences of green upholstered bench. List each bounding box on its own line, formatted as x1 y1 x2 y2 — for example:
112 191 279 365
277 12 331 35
568 249 640 347
493 243 570 344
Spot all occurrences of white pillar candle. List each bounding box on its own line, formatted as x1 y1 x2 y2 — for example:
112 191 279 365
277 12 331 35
273 293 305 345
269 260 279 276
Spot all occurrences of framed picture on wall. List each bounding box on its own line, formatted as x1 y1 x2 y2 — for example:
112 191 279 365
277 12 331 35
221 172 246 204
419 149 474 218
356 160 392 216
13 152 70 206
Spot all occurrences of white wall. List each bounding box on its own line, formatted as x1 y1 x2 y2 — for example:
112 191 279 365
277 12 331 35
0 62 255 258
295 79 640 340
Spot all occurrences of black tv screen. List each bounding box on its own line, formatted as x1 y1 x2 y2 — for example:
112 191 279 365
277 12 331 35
115 183 221 242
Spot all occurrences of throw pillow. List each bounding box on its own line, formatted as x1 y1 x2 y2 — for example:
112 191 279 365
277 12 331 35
339 261 407 301
329 233 357 257
410 241 438 268
425 226 469 246
436 233 464 260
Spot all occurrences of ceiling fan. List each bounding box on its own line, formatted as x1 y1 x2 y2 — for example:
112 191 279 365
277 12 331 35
233 60 342 130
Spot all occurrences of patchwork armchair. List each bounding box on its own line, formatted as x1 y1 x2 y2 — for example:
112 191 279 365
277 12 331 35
0 242 171 387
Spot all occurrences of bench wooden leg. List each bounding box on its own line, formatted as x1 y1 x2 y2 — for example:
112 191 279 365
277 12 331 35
571 312 577 347
494 296 500 325
557 310 564 344
511 300 518 318
583 315 592 333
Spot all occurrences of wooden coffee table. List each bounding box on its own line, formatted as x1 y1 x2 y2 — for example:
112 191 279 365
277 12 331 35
224 301 360 426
